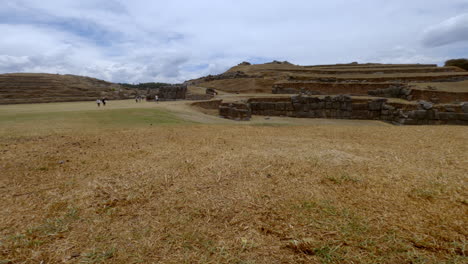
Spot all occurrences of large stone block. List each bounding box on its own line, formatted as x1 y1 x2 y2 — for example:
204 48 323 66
352 110 369 119
275 103 285 111
219 106 229 117
352 103 368 110
414 110 427 120
369 101 383 111
341 111 351 119
426 110 436 120
458 113 468 121
462 102 468 113
292 103 301 111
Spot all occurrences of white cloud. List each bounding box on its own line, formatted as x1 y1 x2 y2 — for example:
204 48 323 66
422 13 468 47
0 0 467 83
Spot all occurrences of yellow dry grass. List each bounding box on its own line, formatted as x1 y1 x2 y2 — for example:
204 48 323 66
0 102 467 264
198 78 277 93
411 81 468 93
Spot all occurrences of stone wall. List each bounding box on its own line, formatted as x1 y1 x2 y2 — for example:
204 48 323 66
288 75 468 83
368 85 412 100
146 85 187 100
273 82 407 96
191 99 222 110
219 102 251 121
408 89 468 104
218 95 468 125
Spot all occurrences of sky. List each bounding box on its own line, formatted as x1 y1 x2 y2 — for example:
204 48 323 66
0 0 467 83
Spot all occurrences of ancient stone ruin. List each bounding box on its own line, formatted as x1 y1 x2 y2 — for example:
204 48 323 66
218 95 468 125
219 102 251 121
145 84 187 101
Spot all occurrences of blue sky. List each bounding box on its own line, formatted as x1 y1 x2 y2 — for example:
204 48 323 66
0 0 467 83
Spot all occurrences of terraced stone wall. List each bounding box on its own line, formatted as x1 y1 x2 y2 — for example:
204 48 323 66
219 95 468 125
273 82 405 95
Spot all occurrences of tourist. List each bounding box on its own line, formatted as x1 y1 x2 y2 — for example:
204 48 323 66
102 98 107 106
96 99 101 107
155 95 159 103
135 96 139 103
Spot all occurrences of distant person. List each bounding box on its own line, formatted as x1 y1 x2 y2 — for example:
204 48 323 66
102 98 107 106
96 99 102 107
135 96 139 103
155 95 159 103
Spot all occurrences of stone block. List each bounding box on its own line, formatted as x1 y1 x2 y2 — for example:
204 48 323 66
462 102 468 113
426 110 436 120
352 110 369 119
401 119 417 125
458 113 468 121
414 110 427 120
325 102 332 109
315 110 325 118
352 103 368 110
369 101 383 111
332 102 340 109
219 106 229 117
369 111 380 119
275 103 285 111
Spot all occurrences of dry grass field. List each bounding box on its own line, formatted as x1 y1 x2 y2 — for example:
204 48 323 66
411 81 468 93
0 100 467 264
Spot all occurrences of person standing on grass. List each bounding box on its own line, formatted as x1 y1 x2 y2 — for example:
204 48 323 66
102 98 107 106
135 96 139 103
96 99 101 107
155 95 159 103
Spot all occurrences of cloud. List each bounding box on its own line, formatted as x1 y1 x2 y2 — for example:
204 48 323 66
0 0 467 83
422 14 468 47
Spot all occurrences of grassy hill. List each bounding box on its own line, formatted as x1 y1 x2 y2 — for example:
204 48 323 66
0 73 135 104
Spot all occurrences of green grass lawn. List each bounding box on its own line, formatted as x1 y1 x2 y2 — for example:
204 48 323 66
0 106 193 138
0 108 189 126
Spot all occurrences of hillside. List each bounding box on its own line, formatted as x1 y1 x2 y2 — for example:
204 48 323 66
0 73 135 104
189 62 468 103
